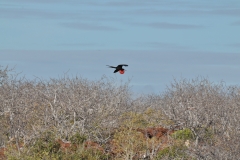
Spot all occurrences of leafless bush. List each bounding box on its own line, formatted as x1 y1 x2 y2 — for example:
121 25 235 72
0 70 134 149
148 77 240 159
34 75 133 143
1 66 240 159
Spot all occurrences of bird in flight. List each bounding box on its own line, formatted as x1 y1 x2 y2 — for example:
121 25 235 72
106 64 128 74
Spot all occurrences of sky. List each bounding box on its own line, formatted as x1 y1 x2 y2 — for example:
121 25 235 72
1 0 240 94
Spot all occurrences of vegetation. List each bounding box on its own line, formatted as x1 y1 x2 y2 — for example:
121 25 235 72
1 65 240 159
156 144 189 160
171 128 194 140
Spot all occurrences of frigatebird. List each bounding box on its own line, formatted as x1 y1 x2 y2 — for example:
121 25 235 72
106 64 128 74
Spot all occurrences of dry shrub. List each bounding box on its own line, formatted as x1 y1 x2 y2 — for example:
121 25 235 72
148 77 240 159
109 110 173 159
1 66 240 159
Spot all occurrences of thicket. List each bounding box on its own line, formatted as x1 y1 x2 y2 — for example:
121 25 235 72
0 65 240 159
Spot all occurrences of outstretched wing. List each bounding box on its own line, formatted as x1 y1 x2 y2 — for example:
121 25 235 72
106 65 116 68
114 69 119 73
118 64 128 67
117 64 128 69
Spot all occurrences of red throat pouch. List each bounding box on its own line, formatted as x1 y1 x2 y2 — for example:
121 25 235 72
119 70 125 74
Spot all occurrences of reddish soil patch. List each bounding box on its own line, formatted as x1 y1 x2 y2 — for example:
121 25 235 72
0 147 6 160
137 127 174 139
57 139 72 151
85 141 105 153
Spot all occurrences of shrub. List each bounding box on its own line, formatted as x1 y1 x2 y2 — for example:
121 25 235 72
70 133 87 145
156 144 189 159
6 131 109 160
171 128 194 141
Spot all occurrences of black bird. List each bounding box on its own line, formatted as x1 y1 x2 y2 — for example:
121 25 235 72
107 64 128 74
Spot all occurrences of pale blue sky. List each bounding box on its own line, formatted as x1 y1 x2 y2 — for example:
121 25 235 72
1 0 240 93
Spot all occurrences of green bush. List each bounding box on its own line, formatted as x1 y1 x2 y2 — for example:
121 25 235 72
6 130 110 160
32 131 60 153
171 128 194 140
70 132 87 144
156 144 189 159
7 148 109 160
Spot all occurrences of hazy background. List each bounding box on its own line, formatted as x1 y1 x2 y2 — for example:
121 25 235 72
1 0 240 94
